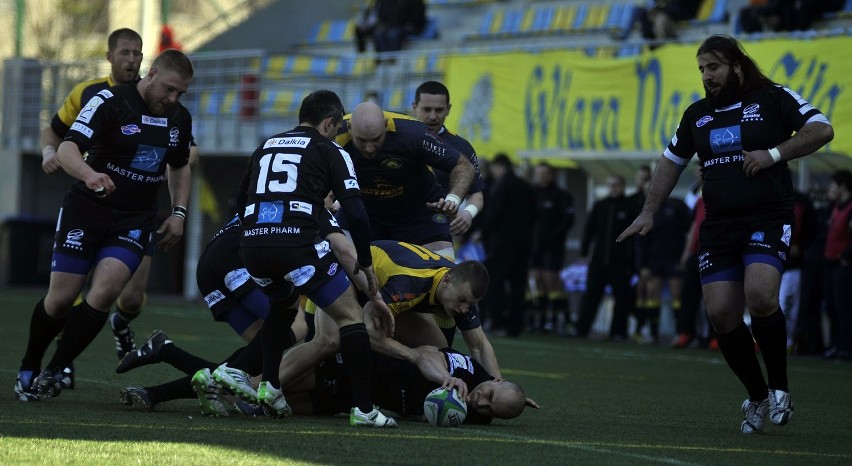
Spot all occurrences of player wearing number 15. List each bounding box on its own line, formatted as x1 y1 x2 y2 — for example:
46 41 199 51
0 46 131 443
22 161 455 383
236 90 396 427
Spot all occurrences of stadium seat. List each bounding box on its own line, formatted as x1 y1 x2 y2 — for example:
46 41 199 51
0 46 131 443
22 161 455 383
305 19 355 45
692 0 728 24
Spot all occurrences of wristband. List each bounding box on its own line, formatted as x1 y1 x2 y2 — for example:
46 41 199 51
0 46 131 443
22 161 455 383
42 145 56 158
445 194 461 206
463 204 479 218
768 147 782 163
172 205 187 220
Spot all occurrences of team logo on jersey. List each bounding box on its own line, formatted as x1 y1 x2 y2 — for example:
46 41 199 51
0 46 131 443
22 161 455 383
750 231 765 242
257 201 284 223
431 213 449 224
284 265 316 287
263 136 310 149
70 122 93 138
781 224 792 246
142 115 168 127
127 229 142 240
778 251 787 261
328 263 338 276
169 127 180 147
131 145 166 172
225 268 251 291
344 178 359 190
709 126 742 154
381 158 403 169
696 115 713 127
741 103 762 122
121 124 141 135
77 96 104 124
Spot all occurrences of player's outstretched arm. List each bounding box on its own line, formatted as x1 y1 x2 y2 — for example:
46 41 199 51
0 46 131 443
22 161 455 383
415 350 469 398
617 156 683 242
462 327 501 379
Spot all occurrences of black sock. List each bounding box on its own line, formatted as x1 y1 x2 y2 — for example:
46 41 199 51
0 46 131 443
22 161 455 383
227 339 262 375
46 300 108 370
20 298 67 372
261 303 298 389
159 344 217 376
340 323 373 413
750 309 788 391
717 322 767 401
146 375 194 404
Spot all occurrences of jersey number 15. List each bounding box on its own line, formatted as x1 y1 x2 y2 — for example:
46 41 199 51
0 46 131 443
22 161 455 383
255 153 302 194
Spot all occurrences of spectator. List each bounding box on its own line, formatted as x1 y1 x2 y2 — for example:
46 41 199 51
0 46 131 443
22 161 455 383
738 0 845 34
355 0 426 56
779 190 818 353
573 175 637 340
796 187 831 355
822 170 852 361
528 162 575 335
479 154 537 337
647 0 703 40
634 195 690 344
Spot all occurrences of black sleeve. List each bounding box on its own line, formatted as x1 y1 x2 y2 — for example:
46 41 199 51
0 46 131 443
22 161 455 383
339 196 373 267
235 157 253 221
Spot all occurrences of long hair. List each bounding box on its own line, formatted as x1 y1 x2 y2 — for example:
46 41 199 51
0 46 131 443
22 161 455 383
697 34 775 94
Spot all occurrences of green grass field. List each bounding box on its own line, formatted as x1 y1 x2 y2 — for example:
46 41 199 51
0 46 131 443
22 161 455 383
1 288 851 465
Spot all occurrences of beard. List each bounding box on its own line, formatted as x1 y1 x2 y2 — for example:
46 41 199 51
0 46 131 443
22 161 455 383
704 68 742 108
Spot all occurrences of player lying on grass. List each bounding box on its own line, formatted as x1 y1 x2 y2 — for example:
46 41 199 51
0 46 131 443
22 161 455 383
120 332 537 424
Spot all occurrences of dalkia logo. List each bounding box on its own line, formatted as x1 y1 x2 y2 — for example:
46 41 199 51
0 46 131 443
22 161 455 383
696 115 713 127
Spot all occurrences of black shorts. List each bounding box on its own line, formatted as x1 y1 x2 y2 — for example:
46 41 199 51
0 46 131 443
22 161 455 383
52 190 154 273
369 209 452 245
239 238 346 306
698 216 793 284
196 232 257 320
530 243 566 271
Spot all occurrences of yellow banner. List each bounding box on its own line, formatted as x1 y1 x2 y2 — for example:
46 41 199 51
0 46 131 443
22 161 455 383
444 37 849 161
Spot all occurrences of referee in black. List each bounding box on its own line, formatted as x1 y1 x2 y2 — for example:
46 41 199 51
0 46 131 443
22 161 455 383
618 35 833 434
15 49 195 401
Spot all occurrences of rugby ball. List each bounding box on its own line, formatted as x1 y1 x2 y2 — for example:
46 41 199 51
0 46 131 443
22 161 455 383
423 387 467 427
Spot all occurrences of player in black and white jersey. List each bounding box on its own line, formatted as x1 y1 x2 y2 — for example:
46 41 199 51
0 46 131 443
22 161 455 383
618 35 834 434
236 90 396 427
290 348 532 424
15 49 195 402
